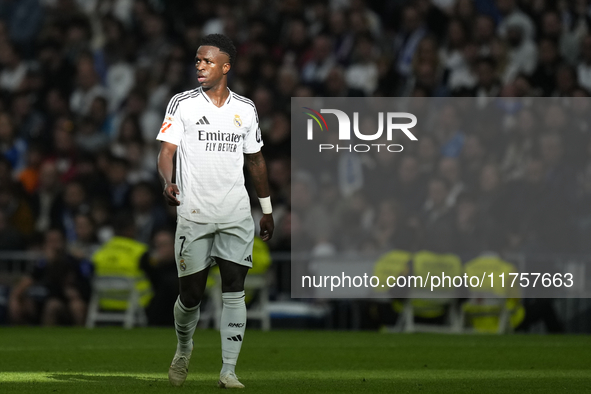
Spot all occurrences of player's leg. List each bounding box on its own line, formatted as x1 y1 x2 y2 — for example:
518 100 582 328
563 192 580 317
175 268 210 352
217 258 249 362
169 217 215 387
216 258 249 388
211 217 254 389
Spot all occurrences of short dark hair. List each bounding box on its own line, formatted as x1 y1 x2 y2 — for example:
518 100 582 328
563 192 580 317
200 34 237 66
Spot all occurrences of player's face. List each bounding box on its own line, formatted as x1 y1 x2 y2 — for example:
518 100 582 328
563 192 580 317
195 45 231 88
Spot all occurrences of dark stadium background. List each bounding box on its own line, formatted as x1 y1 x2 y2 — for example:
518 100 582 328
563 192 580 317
1 0 591 334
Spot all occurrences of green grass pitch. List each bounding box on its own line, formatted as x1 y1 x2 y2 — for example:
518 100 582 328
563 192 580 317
0 328 590 393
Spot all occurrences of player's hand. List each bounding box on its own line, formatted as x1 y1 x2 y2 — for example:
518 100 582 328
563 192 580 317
259 214 274 242
163 183 180 206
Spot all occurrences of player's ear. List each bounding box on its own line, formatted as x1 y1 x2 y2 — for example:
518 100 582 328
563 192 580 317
223 62 231 75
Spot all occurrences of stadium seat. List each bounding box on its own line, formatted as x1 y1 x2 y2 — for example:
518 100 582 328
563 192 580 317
390 251 463 333
460 254 525 334
87 236 152 329
85 276 149 329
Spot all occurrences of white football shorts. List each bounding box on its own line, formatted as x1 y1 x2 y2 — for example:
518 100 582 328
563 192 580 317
174 215 255 277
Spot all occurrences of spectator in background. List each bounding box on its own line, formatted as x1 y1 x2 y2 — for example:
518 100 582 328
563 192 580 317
68 213 100 261
47 118 78 183
50 180 89 242
130 181 168 244
452 192 488 261
394 5 427 81
531 38 561 96
540 10 580 66
31 160 61 232
345 34 379 96
37 40 75 102
0 0 43 49
460 134 487 189
0 181 34 237
17 143 44 194
420 177 455 253
282 18 313 69
136 12 171 68
577 35 591 92
89 198 114 244
327 10 354 65
75 116 110 154
453 0 476 29
474 14 496 56
9 228 91 326
115 89 161 145
0 111 27 173
323 66 364 97
504 157 547 252
416 135 439 177
438 156 465 207
301 35 336 89
470 56 502 99
503 23 537 84
435 103 464 158
291 172 334 256
391 155 427 215
62 16 92 65
496 0 535 42
141 229 178 326
69 54 108 117
264 111 291 160
440 19 468 87
0 41 27 92
105 156 132 210
275 66 299 113
0 209 25 250
99 15 136 113
501 109 537 181
11 91 45 143
88 96 114 137
553 63 577 97
267 156 291 207
475 164 507 239
369 199 416 253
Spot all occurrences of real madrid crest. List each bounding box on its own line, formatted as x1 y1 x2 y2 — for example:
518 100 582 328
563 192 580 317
180 259 186 271
234 114 242 127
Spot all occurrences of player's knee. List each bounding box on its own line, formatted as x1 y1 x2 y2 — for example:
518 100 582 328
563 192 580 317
221 278 245 293
179 288 202 308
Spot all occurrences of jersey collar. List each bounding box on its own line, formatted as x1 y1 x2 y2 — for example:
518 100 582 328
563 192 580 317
200 87 232 108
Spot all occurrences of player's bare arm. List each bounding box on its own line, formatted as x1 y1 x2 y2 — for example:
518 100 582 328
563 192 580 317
157 141 180 206
245 151 274 241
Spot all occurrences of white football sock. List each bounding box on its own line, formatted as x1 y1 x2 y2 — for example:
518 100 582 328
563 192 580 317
221 363 236 375
173 296 200 354
220 291 246 366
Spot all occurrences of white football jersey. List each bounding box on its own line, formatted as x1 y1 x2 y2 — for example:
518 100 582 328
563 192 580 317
156 87 263 223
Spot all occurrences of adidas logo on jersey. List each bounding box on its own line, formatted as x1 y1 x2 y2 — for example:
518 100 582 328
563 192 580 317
244 255 252 262
227 335 243 342
196 116 210 125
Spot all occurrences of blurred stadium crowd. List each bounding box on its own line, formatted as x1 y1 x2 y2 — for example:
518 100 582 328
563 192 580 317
1 0 591 326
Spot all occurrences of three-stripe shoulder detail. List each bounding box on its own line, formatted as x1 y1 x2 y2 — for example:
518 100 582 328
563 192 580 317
231 93 258 123
231 93 255 108
166 88 200 115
